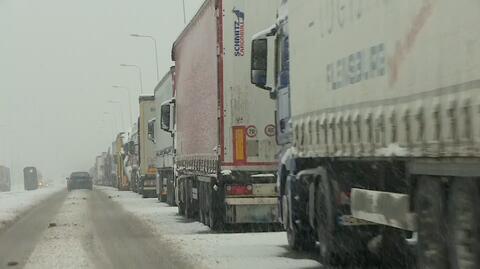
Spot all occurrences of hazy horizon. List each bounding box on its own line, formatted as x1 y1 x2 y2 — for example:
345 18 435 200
0 0 204 187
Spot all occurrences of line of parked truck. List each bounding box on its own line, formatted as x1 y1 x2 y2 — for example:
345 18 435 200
93 0 480 267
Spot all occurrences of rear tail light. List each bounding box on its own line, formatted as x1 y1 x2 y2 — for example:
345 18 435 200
225 184 253 196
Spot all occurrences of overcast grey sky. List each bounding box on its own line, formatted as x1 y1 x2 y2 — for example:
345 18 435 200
0 0 203 186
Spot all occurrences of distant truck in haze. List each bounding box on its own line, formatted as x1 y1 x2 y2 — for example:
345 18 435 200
23 166 39 191
138 95 157 198
114 132 129 191
0 166 11 192
125 123 140 192
94 153 107 185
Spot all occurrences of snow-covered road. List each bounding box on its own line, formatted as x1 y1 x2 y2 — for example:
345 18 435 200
0 186 322 269
98 186 322 269
0 189 198 269
0 186 63 231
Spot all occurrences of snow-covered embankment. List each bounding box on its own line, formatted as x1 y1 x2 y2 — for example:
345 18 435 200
0 186 64 231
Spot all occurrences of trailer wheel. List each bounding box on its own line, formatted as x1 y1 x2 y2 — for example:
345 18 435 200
185 179 193 218
209 183 224 231
315 176 342 265
448 178 480 269
415 176 448 269
178 201 185 215
177 179 185 215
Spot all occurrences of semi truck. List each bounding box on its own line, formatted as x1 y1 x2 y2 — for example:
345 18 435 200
251 0 480 267
94 153 107 185
0 166 11 192
161 0 281 229
114 132 129 191
23 166 39 191
138 96 157 198
125 123 140 193
151 67 175 204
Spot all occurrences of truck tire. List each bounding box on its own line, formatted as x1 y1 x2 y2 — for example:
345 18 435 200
448 178 480 269
415 176 448 269
185 178 195 219
284 194 314 251
208 182 224 231
178 202 185 215
315 176 342 265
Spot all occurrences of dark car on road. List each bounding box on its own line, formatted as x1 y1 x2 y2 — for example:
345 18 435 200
67 171 93 191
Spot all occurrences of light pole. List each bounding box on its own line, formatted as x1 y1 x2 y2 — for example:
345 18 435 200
112 85 133 127
120 64 143 94
182 0 186 24
108 100 125 131
130 34 160 82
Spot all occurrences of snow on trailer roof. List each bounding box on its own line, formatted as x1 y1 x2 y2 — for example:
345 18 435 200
154 66 175 94
171 0 214 61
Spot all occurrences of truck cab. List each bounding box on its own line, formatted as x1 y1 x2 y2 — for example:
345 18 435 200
251 0 296 239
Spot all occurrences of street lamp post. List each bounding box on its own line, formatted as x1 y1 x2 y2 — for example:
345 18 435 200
130 34 160 82
120 64 144 94
182 0 186 24
112 85 133 127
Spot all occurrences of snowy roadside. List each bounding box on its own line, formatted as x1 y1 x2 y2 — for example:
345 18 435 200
0 186 64 231
97 186 321 269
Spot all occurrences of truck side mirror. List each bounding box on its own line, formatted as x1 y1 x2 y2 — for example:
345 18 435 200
251 38 269 90
161 103 172 133
148 119 156 143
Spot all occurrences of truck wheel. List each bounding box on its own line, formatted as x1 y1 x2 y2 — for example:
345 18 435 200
283 194 314 251
379 228 413 268
185 179 195 219
286 222 314 251
315 177 342 265
178 202 185 215
415 176 448 269
209 209 224 231
448 178 480 269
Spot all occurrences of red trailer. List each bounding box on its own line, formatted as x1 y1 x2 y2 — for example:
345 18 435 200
163 0 281 229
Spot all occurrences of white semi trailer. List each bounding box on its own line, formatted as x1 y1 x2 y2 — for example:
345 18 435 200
138 96 157 198
152 67 175 205
251 0 480 267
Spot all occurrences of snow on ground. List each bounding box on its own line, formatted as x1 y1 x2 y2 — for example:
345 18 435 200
98 186 321 269
0 186 63 231
24 190 99 269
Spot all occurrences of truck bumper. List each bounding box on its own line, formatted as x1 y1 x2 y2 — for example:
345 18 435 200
225 197 278 224
351 188 416 231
